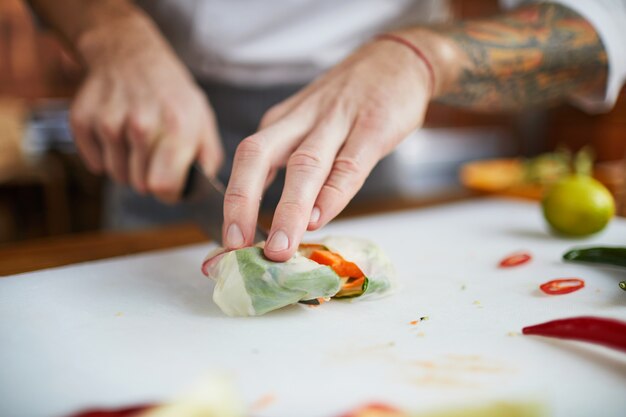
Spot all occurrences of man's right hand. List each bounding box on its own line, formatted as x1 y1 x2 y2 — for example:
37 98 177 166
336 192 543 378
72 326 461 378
70 13 223 202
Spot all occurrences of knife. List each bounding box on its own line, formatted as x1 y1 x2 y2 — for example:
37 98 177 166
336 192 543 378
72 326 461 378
182 164 268 245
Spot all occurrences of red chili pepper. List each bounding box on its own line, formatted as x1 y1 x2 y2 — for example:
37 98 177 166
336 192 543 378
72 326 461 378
499 252 532 268
539 278 584 295
523 316 626 352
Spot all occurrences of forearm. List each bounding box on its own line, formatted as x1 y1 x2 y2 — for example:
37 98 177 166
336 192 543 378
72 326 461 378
26 0 162 67
394 3 608 111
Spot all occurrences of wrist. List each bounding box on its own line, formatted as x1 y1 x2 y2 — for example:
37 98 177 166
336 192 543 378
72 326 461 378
76 8 163 69
385 28 462 100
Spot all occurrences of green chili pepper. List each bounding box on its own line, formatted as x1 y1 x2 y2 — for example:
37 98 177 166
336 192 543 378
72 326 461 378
563 247 626 268
563 247 626 292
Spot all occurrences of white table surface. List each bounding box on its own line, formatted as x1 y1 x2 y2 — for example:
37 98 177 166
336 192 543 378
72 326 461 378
1 199 625 417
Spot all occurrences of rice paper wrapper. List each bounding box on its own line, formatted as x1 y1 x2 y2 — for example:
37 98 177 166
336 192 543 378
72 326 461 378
205 237 395 317
320 236 396 300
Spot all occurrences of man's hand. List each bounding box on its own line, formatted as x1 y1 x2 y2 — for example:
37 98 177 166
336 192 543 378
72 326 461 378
223 39 436 261
70 14 223 202
223 2 608 262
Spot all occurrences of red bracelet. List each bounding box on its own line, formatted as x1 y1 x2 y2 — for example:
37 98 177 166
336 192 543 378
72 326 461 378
374 33 436 96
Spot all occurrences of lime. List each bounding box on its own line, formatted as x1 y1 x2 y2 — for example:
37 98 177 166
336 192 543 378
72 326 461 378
542 174 615 237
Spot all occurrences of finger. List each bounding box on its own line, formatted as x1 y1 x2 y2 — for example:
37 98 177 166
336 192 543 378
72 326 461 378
96 99 130 184
264 112 351 261
258 74 343 131
264 168 277 190
308 122 386 231
258 92 305 130
223 112 314 250
126 106 161 194
70 80 104 173
146 106 198 203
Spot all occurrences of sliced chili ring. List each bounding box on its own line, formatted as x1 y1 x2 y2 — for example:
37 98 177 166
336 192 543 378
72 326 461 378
540 278 585 295
499 252 532 268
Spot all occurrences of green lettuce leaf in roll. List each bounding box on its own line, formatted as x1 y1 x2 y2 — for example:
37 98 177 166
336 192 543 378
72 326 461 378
319 236 395 299
203 236 395 317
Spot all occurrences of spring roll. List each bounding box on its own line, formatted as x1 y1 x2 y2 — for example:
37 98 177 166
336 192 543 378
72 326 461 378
203 237 395 317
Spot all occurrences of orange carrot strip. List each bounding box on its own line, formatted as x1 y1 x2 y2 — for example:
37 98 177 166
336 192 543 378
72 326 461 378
309 250 342 266
342 276 366 289
309 249 365 278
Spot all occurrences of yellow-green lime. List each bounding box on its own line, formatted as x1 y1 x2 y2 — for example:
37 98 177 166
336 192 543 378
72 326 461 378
542 174 615 237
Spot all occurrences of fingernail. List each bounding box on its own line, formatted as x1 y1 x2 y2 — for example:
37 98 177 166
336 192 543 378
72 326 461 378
309 207 321 224
266 230 289 252
226 223 244 248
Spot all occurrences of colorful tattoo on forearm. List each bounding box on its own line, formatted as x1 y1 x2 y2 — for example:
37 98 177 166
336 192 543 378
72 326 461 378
437 3 607 110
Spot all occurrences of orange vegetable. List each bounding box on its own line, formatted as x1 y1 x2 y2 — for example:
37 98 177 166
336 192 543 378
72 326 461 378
340 403 404 417
302 245 369 298
309 250 364 278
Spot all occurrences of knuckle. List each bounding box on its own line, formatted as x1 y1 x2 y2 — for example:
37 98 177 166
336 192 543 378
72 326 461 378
321 181 346 198
234 135 266 161
223 187 250 209
357 106 391 132
287 149 322 173
96 117 122 143
278 199 306 217
332 156 363 178
162 104 185 134
259 104 284 127
321 157 366 197
323 96 350 118
127 112 152 145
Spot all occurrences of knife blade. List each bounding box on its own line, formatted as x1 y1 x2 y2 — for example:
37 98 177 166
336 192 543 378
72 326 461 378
182 164 268 245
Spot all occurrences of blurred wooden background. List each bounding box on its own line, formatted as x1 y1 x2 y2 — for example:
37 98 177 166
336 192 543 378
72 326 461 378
0 0 624 244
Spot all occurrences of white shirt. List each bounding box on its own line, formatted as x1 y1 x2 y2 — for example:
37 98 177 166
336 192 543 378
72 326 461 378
137 0 625 112
136 0 450 85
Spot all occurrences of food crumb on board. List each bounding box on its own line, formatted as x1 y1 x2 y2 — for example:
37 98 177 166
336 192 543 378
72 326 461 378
507 331 520 337
250 393 276 412
409 316 429 325
472 300 481 305
115 312 123 317
417 332 425 337
460 284 467 290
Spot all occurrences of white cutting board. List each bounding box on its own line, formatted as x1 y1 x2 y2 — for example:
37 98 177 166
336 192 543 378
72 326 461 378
1 199 625 417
